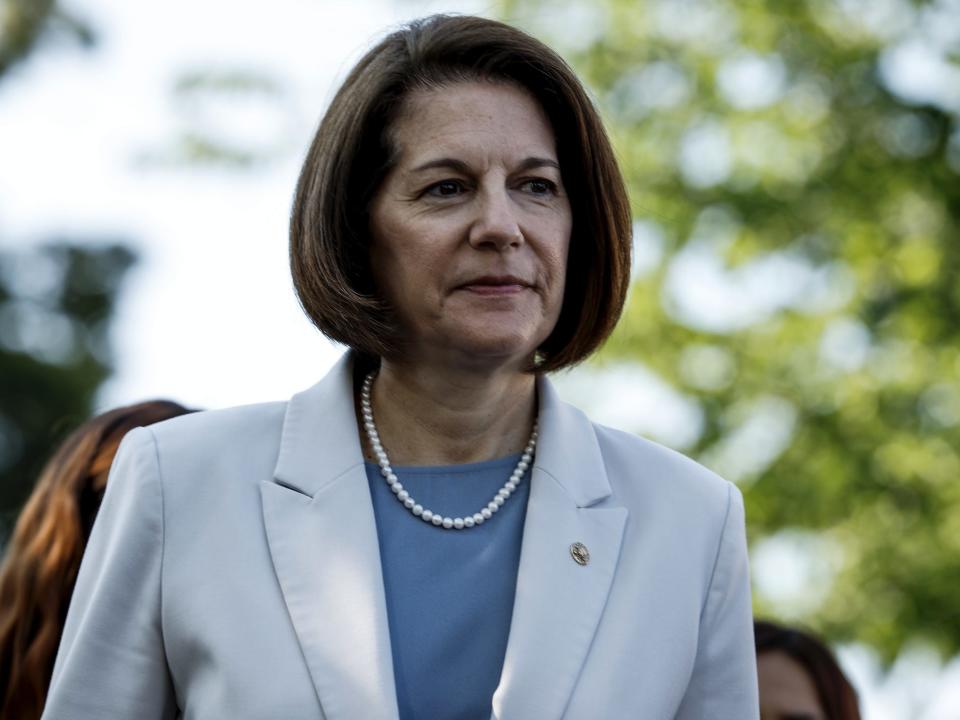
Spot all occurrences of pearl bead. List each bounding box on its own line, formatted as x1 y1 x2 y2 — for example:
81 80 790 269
391 483 402 494
387 473 398 483
397 490 409 501
505 481 517 491
404 497 415 508
491 498 504 508
473 513 485 524
412 504 423 516
481 508 492 520
442 517 453 529
431 515 443 526
422 510 433 522
463 517 474 528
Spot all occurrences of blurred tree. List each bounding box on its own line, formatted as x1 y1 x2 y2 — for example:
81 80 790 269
0 245 136 535
0 0 282 541
0 0 95 76
135 69 295 170
499 0 960 663
1 5 136 539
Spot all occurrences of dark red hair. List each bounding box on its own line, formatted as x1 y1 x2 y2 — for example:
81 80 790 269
0 400 193 720
755 619 861 720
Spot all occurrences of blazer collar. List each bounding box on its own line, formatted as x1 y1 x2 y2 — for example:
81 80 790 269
264 353 400 720
492 372 628 719
534 373 613 508
265 353 626 720
273 352 362 496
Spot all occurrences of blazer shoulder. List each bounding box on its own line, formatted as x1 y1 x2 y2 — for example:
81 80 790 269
147 400 287 448
591 422 734 509
141 401 288 492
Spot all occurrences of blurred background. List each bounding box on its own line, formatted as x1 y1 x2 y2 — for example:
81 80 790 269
1 0 958 716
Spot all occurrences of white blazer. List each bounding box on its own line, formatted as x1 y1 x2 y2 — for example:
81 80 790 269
43 353 759 720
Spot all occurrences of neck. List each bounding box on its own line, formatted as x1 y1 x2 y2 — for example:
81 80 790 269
361 358 537 466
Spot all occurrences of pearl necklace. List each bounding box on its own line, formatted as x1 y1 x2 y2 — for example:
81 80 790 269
360 371 538 530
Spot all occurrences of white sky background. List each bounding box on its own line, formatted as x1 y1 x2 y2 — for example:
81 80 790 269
2 0 959 716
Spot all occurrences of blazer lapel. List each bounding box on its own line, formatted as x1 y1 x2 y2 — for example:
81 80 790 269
492 378 629 720
261 354 400 720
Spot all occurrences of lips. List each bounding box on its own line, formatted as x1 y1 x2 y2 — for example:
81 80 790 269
457 275 532 296
458 274 531 288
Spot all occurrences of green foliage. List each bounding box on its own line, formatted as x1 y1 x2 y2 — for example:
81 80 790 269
500 0 960 662
0 244 136 536
0 0 94 76
1 0 137 542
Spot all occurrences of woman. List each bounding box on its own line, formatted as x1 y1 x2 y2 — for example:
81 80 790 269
42 15 758 720
0 400 192 720
755 620 861 720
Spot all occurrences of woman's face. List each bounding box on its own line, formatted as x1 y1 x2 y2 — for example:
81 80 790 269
758 650 826 720
368 81 571 370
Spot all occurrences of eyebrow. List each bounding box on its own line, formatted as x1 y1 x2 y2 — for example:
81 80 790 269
409 156 561 174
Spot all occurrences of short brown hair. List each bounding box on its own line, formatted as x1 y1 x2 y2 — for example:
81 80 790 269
290 14 631 372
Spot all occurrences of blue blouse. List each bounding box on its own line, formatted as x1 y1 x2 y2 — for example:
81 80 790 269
365 454 532 720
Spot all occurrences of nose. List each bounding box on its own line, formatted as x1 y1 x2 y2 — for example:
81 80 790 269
467 187 523 251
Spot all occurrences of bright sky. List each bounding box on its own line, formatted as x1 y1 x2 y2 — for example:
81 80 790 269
2 0 959 715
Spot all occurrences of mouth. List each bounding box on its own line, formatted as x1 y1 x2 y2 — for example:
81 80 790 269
456 275 533 296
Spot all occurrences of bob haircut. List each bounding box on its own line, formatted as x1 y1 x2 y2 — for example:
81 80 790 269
754 620 861 720
290 14 632 372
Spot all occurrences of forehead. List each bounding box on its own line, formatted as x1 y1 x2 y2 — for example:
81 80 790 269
389 81 558 166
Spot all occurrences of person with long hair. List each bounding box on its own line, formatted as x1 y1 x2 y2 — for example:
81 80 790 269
755 619 861 720
0 400 192 720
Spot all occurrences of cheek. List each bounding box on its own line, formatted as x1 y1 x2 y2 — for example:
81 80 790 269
370 229 447 319
371 216 419 288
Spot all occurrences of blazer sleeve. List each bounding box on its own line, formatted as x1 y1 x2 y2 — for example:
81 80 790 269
674 483 759 720
42 427 178 720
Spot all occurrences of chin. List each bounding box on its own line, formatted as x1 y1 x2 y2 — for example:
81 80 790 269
443 328 547 367
413 315 557 368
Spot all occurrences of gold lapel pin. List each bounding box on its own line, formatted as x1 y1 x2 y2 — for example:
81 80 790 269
569 542 590 566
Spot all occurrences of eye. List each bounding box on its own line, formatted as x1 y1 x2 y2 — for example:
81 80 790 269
424 180 466 197
520 178 559 196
